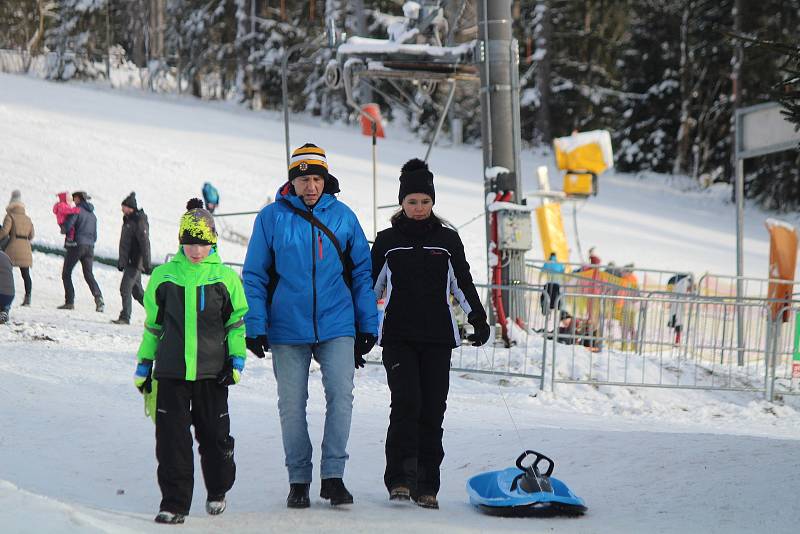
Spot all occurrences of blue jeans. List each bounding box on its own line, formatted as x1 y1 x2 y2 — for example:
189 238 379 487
271 337 355 483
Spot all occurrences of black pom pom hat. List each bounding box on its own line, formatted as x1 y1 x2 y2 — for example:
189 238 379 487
398 158 435 204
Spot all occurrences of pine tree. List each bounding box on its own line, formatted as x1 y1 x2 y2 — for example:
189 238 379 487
45 0 108 80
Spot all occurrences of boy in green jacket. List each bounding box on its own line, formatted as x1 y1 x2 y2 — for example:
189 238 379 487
134 199 248 524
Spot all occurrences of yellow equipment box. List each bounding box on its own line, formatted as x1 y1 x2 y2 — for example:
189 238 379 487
563 173 595 197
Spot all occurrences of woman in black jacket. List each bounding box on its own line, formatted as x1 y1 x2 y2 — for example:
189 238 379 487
371 159 490 509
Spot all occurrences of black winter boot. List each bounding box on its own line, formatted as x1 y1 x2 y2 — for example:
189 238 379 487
21 294 30 307
287 483 310 509
154 510 186 524
57 302 74 310
95 296 105 313
320 478 353 506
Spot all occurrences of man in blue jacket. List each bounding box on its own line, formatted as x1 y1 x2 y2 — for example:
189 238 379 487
243 144 378 509
60 191 104 312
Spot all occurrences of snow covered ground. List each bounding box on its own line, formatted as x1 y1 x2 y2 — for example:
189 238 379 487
1 74 800 533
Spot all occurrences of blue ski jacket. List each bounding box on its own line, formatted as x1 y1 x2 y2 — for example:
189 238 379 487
243 184 377 344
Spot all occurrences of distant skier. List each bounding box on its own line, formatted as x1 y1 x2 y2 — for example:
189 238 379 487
113 192 151 325
0 250 14 324
667 273 693 344
134 198 248 524
202 182 220 214
371 159 490 509
60 191 104 312
0 190 34 307
539 252 565 315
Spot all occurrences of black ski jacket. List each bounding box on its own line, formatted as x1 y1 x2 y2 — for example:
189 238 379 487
118 209 152 272
371 214 486 348
63 201 97 247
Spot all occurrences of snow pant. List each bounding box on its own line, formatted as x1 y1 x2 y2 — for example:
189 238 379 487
155 378 236 515
119 266 144 320
381 341 451 497
540 282 561 315
18 267 31 297
271 336 355 483
0 293 13 312
62 245 102 304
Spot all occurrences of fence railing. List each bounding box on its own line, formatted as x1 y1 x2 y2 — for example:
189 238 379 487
525 259 687 293
366 280 799 402
158 248 797 401
696 272 800 299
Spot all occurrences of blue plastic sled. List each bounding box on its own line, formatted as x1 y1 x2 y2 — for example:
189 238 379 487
466 450 587 517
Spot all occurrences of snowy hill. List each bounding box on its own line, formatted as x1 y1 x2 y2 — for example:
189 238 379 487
0 73 792 280
1 74 799 533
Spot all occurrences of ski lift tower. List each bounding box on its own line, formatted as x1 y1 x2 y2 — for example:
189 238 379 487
317 0 529 343
478 0 529 339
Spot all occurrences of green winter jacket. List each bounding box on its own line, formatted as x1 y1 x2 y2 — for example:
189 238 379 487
137 248 248 381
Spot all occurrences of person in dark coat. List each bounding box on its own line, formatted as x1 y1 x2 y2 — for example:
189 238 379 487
60 191 104 312
0 250 14 324
371 159 490 509
113 192 152 325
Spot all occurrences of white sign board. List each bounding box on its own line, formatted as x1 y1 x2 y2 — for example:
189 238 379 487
736 102 800 159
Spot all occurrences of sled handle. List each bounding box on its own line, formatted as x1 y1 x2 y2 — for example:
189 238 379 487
516 450 554 477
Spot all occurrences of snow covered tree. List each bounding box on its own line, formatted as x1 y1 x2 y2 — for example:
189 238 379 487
614 0 682 173
45 0 109 80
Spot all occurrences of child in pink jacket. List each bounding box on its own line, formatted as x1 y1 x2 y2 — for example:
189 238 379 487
53 192 80 246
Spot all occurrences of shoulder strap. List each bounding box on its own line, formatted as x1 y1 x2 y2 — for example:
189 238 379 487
279 199 353 289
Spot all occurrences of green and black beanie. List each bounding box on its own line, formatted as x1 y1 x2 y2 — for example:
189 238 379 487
179 198 217 245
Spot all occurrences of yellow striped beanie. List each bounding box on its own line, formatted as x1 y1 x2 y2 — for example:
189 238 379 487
289 143 329 181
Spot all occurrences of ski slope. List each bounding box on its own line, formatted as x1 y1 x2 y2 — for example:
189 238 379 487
0 73 792 279
1 73 799 533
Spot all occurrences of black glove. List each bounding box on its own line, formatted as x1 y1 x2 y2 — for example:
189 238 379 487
246 335 269 359
466 314 491 347
134 361 153 394
217 358 241 387
117 264 124 272
354 332 376 369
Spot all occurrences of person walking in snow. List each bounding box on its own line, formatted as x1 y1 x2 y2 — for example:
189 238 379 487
667 273 693 345
371 159 490 509
0 250 15 324
202 182 219 214
0 190 34 307
60 191 104 312
539 251 565 315
134 198 248 524
242 143 378 509
113 192 151 325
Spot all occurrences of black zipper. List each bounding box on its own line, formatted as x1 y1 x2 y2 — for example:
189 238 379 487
309 207 319 342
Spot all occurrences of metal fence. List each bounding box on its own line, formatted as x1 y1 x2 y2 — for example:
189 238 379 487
696 272 800 299
364 283 552 386
366 281 799 402
525 259 686 292
161 247 798 401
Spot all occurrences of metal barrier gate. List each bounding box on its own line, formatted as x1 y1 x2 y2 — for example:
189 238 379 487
364 284 552 386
